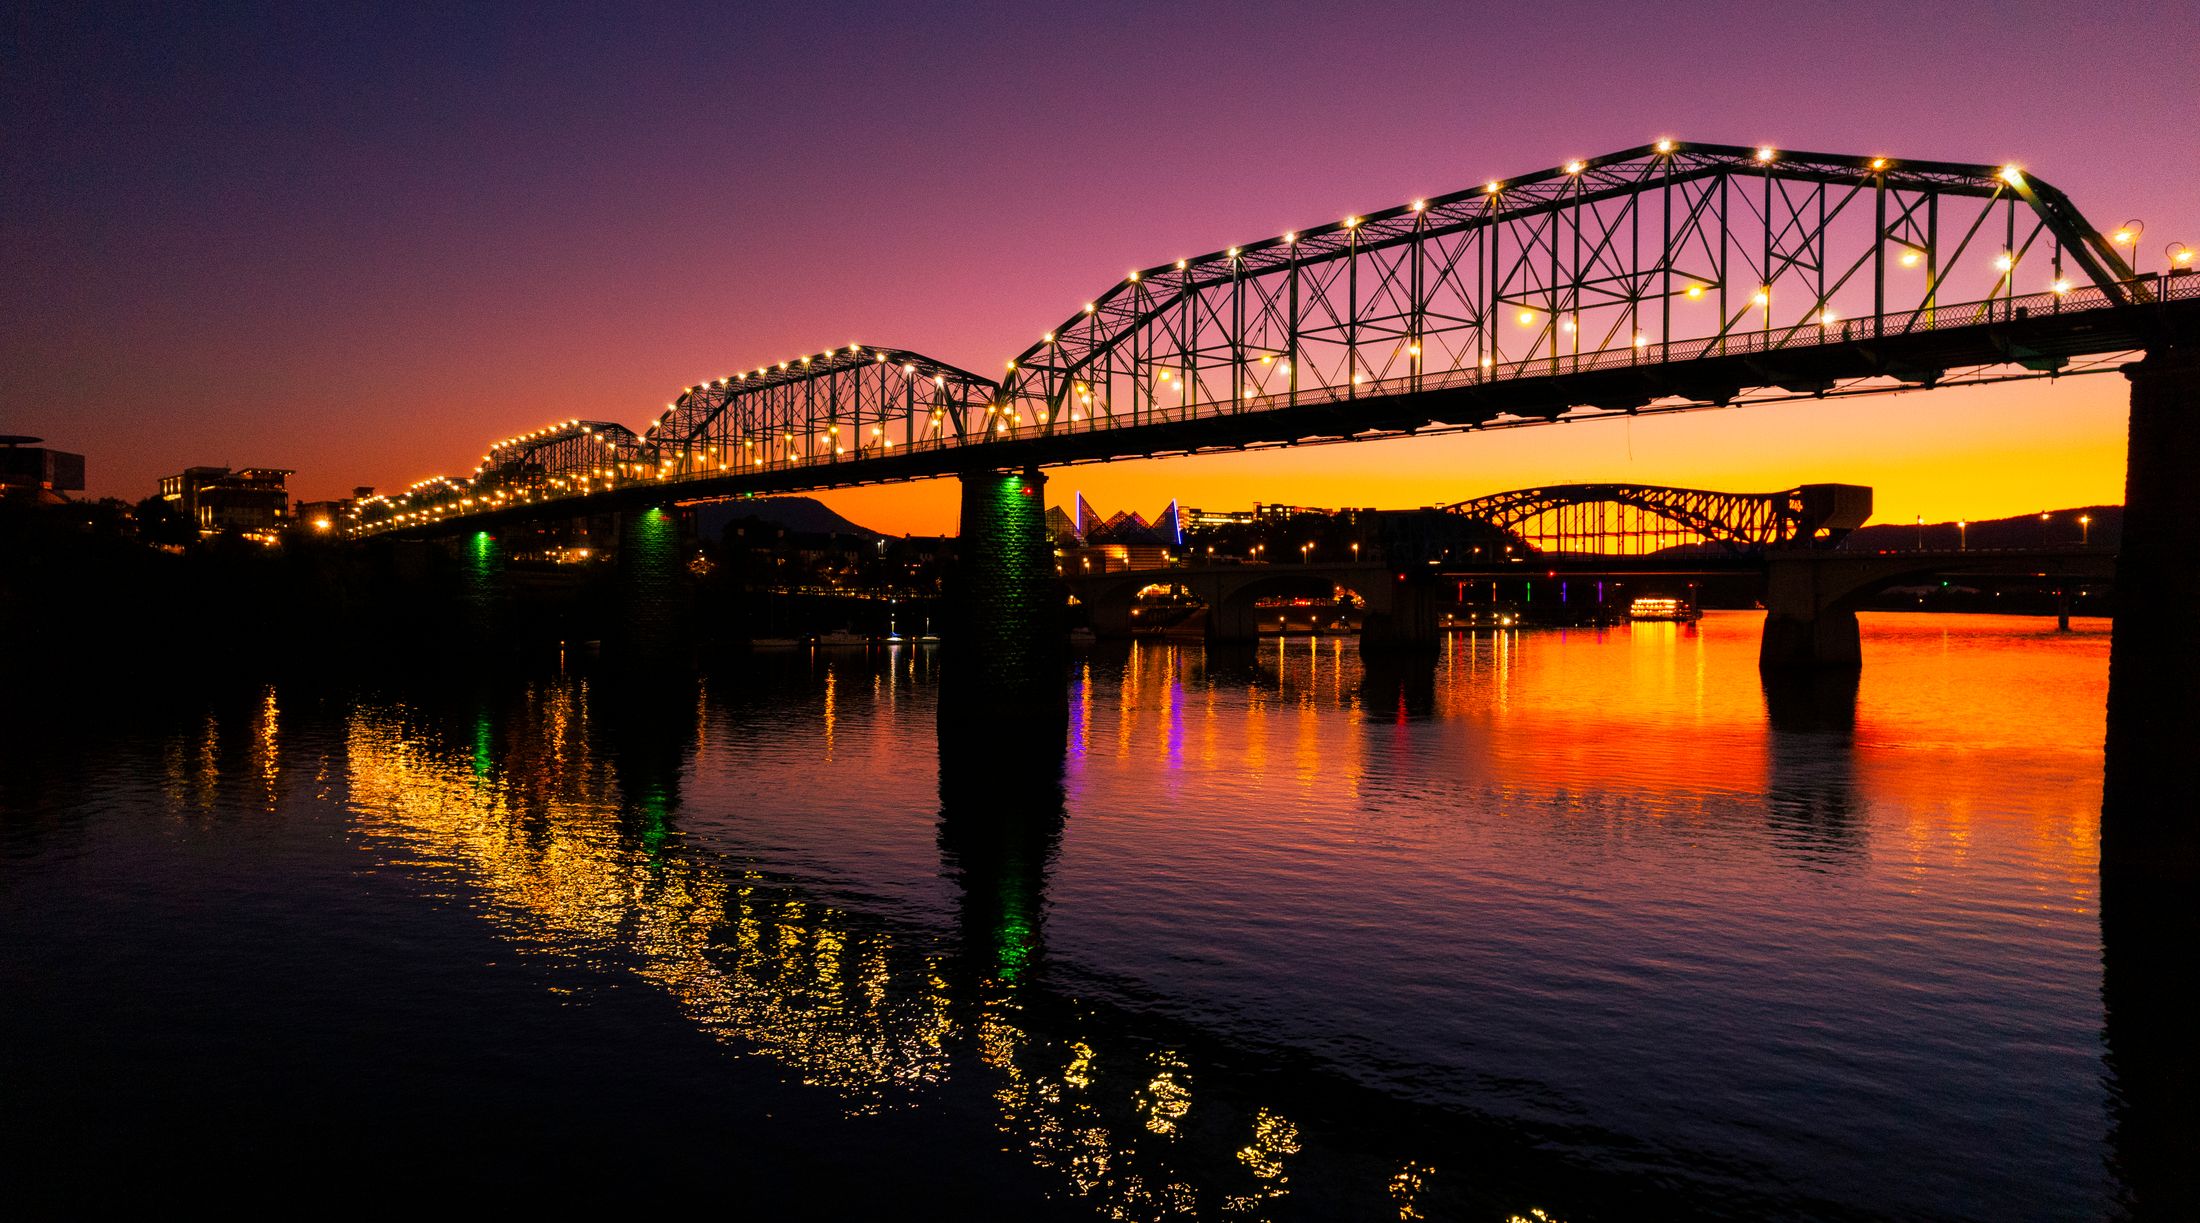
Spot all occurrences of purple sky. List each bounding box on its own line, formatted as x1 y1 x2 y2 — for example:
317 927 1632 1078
6 1 2195 530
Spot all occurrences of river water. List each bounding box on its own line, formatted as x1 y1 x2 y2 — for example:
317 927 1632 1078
0 613 2147 1218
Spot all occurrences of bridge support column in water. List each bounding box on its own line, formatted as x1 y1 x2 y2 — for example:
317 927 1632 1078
2103 344 2200 875
457 528 509 648
609 506 692 667
1358 573 1444 660
939 470 1070 981
1758 555 1863 671
949 468 1064 687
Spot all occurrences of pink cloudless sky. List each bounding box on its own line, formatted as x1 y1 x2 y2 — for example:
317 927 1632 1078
5 1 2195 531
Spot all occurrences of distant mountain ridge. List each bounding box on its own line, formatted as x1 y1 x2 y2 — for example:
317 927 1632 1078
695 496 878 539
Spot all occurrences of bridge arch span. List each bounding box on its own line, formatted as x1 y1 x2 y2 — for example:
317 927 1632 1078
1441 483 1872 556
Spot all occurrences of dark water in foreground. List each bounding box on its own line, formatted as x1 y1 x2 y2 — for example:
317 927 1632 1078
0 614 2157 1218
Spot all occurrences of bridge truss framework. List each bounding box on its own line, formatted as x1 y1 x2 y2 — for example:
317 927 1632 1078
350 140 2190 536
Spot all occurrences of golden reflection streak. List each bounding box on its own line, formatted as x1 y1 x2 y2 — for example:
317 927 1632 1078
339 699 1340 1219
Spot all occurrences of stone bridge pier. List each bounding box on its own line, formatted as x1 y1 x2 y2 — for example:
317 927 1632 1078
947 468 1065 689
1759 548 2117 670
2105 344 2200 875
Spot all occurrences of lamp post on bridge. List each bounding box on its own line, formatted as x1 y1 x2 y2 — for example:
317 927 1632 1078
2081 514 2092 546
1915 514 1924 550
1958 520 1967 552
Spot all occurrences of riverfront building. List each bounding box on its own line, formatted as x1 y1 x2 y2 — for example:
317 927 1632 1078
158 466 293 541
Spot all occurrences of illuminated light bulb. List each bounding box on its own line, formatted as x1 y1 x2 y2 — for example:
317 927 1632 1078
1755 146 1775 163
1563 160 1584 175
1819 309 1838 326
1408 343 1421 356
1243 388 1255 399
1227 246 1240 258
1900 250 1922 267
1043 332 1054 343
1260 354 1274 364
2174 246 2195 266
1995 252 2014 271
1175 258 1187 269
1633 333 1648 348
1518 309 1537 326
1998 165 2023 186
1278 361 1291 374
1685 283 1704 299
902 363 916 374
1870 157 1888 171
1560 317 1576 332
1083 302 1096 313
1411 199 1426 211
2112 229 2134 245
1655 139 1674 154
1283 231 1297 244
1351 373 1365 385
1480 356 1493 369
1486 181 1501 194
1752 289 1771 307
1344 215 1361 228
1006 360 1016 370
2052 278 2073 295
1128 270 1140 282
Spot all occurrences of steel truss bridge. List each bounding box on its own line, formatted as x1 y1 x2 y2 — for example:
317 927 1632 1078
351 140 2197 536
1441 482 1875 557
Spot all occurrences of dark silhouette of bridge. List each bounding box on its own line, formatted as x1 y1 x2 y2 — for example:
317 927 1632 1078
1062 480 2114 663
339 139 2200 867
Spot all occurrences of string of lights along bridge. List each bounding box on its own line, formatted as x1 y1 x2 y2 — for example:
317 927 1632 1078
350 139 2196 536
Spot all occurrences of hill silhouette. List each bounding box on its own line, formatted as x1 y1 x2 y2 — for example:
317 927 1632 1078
1843 505 2119 551
694 496 878 540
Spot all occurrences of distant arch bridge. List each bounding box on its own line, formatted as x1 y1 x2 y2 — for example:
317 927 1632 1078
1440 482 1874 556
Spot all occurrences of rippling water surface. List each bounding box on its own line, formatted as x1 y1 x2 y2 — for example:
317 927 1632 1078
0 613 2140 1218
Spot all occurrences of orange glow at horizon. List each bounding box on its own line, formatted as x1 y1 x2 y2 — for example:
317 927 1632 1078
810 372 2130 537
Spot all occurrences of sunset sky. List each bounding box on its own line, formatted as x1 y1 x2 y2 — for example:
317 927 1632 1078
6 2 2195 534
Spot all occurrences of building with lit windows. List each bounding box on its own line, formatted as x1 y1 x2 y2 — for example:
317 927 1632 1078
159 466 293 540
